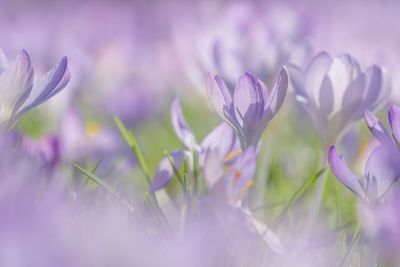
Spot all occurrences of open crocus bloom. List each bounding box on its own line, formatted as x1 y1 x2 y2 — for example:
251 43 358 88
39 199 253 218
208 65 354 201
206 68 288 150
0 49 70 128
150 96 240 192
329 106 400 201
289 52 389 150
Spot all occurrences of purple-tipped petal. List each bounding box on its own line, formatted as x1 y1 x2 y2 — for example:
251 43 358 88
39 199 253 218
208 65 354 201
206 74 233 122
364 109 393 146
16 57 70 117
0 50 33 124
388 105 400 143
328 146 364 198
149 150 185 193
233 72 264 127
170 96 197 149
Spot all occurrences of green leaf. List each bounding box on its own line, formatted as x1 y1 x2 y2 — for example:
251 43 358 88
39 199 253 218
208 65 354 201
114 117 150 185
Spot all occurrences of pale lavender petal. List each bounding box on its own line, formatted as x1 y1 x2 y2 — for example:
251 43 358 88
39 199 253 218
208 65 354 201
388 105 400 143
203 148 225 189
200 122 238 161
0 50 33 124
206 74 233 122
170 96 197 149
149 150 185 193
0 49 7 73
16 57 70 117
304 52 332 104
227 146 256 199
365 146 400 198
262 67 288 125
341 73 366 119
319 75 333 116
328 146 364 197
364 109 393 146
364 65 382 108
233 72 264 127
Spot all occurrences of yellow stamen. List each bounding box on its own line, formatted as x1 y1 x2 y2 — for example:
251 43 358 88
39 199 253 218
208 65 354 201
223 149 242 163
235 180 254 204
85 122 101 138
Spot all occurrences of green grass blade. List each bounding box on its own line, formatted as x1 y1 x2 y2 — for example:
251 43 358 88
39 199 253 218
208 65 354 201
74 164 116 195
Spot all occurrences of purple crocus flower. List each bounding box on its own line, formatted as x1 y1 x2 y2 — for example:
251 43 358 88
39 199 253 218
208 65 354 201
329 106 400 201
289 52 389 150
206 68 288 150
0 49 70 128
150 96 240 192
204 146 256 207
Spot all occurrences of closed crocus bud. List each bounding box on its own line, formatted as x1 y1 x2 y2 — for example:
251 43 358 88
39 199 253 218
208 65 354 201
206 68 288 150
0 49 70 129
289 52 389 151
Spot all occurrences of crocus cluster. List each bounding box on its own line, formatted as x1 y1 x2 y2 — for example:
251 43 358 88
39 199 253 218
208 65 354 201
2 1 400 266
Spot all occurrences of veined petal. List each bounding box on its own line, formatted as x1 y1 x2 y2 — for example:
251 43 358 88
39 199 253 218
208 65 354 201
327 53 360 113
0 50 33 124
15 57 70 118
206 74 233 120
149 150 185 193
170 96 197 149
233 72 264 127
262 67 288 126
328 146 364 198
388 105 400 144
365 146 400 199
200 122 239 161
364 109 393 146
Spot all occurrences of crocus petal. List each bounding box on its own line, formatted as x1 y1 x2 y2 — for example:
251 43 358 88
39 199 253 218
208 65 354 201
341 73 366 119
200 122 239 161
364 65 383 108
318 75 334 116
304 51 332 105
16 57 70 117
0 49 7 73
233 72 264 127
262 67 288 125
327 53 361 113
170 96 197 149
365 146 400 198
328 146 364 198
0 50 33 124
388 105 400 144
203 148 226 189
206 74 234 123
227 146 256 199
149 150 185 193
364 109 393 146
